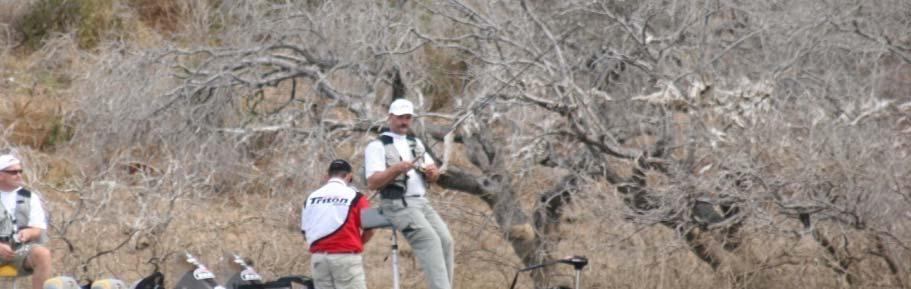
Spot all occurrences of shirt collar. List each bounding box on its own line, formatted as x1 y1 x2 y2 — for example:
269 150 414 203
327 178 348 185
0 187 21 195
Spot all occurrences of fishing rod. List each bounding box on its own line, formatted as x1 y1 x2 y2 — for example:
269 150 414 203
508 256 589 289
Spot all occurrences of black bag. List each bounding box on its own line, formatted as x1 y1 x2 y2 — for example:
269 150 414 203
379 184 406 199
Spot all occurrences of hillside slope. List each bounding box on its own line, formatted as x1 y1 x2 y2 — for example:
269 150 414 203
1 1 910 288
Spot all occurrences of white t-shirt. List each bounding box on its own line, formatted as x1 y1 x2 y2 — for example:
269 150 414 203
364 132 436 197
0 187 48 230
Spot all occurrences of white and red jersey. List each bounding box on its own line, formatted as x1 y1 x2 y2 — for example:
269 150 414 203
301 178 369 253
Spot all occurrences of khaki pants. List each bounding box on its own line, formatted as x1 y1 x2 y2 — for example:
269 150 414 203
380 197 454 289
0 243 39 274
311 253 366 289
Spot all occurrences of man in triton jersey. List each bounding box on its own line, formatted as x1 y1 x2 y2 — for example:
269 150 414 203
301 159 375 289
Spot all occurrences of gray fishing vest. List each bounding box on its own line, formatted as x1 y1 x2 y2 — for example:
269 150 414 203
0 188 47 245
378 134 425 199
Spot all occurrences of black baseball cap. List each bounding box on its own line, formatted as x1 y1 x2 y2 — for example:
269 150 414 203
328 159 352 173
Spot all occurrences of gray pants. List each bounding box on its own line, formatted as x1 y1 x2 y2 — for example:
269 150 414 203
0 243 40 275
311 253 366 289
380 197 454 289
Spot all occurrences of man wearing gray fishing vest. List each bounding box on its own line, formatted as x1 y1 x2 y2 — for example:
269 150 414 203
0 154 51 289
364 99 453 289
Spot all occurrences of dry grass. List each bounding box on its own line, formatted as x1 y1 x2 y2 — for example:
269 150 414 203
31 184 886 289
0 1 32 53
0 125 902 289
0 96 71 150
1 1 908 289
0 31 91 155
127 0 186 34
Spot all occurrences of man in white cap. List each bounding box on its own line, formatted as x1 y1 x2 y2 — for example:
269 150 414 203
0 154 52 289
364 99 454 289
41 276 80 289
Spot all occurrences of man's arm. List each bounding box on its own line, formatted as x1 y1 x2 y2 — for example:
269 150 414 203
365 140 415 190
299 205 308 241
361 229 375 244
21 192 48 243
366 161 415 190
18 228 43 243
355 196 375 244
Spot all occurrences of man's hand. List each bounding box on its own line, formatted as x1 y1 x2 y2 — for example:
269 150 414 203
367 159 417 190
0 243 14 261
18 228 41 243
392 160 416 174
422 164 441 183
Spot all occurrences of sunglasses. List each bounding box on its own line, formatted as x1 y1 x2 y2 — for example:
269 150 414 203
1 170 23 175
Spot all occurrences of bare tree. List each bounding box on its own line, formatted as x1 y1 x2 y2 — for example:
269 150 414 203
52 0 911 288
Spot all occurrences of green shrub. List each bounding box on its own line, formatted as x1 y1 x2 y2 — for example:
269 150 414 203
17 0 118 50
43 117 75 150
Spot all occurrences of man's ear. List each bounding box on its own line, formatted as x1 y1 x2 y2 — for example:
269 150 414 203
345 173 354 183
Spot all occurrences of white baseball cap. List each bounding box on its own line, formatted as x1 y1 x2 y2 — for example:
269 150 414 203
0 154 20 171
90 279 128 289
43 276 81 289
388 99 415 116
